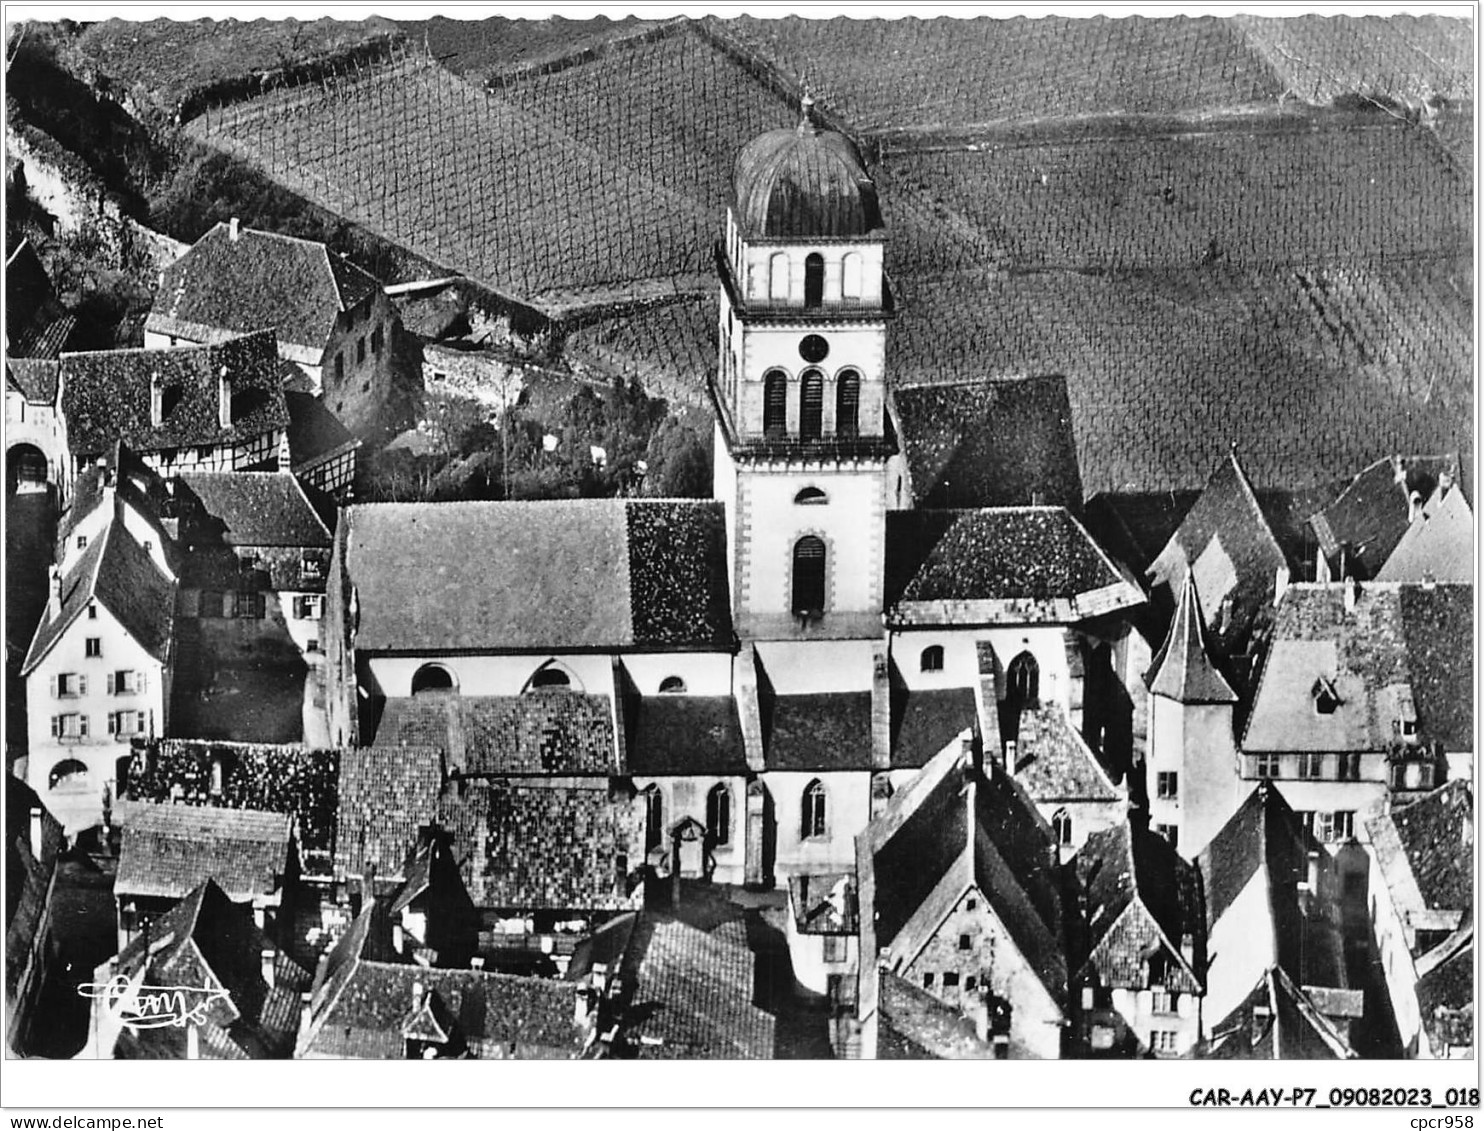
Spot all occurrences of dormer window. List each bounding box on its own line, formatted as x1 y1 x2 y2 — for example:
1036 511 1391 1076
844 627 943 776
151 376 183 427
1312 677 1341 715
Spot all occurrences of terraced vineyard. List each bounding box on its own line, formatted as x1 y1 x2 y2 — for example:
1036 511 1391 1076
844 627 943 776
1235 13 1473 106
187 52 721 304
720 14 1285 132
882 120 1471 272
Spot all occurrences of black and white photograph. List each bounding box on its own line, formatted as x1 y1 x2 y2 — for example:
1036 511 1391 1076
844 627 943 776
0 0 1476 1116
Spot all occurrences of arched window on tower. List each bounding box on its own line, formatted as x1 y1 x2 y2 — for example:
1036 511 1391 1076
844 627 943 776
769 252 790 300
706 783 731 846
801 779 827 839
835 369 860 437
920 645 945 673
792 536 826 617
1007 651 1040 710
763 370 788 437
643 785 663 856
841 252 864 300
794 486 828 505
804 253 825 308
1052 808 1073 847
800 369 823 440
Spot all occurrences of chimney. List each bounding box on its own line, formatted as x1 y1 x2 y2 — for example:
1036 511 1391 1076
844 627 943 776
411 980 424 1012
574 981 597 1028
1305 850 1320 894
261 948 276 989
1180 932 1195 967
298 990 314 1046
185 1023 200 1060
1343 576 1358 615
1408 490 1425 524
1251 1003 1271 1045
218 365 231 430
591 961 608 995
870 648 891 771
1273 565 1289 606
47 566 62 620
1002 738 1017 773
470 956 485 971
392 922 405 955
229 217 240 242
29 807 43 859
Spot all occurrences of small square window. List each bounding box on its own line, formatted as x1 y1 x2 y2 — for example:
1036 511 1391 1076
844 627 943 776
85 638 102 658
958 933 972 951
923 973 935 988
87 603 98 620
76 535 87 550
942 972 960 988
964 975 977 991
1157 771 1178 800
966 898 977 911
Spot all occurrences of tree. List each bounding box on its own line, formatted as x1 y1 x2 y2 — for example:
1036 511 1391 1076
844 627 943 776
643 417 711 498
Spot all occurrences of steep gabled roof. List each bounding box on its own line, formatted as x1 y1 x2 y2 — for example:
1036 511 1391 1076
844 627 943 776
59 330 290 456
1009 704 1122 803
1205 966 1357 1060
56 441 174 555
1368 779 1474 924
1146 574 1238 703
6 358 60 403
878 972 994 1060
1310 454 1460 580
342 500 732 652
148 222 382 355
1074 822 1205 992
1416 925 1473 1055
116 804 294 902
1376 483 1473 584
284 389 359 469
1149 450 1287 648
886 507 1142 626
177 471 333 548
22 518 175 675
890 376 1083 509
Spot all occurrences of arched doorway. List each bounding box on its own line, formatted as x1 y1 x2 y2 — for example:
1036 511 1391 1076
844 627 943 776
411 663 458 695
792 536 826 617
7 443 48 494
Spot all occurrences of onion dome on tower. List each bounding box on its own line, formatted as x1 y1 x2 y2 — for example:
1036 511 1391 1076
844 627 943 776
733 95 883 239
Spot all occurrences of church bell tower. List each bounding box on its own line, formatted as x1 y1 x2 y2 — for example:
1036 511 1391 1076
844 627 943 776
711 97 896 642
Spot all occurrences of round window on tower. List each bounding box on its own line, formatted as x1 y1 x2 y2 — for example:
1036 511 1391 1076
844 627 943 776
799 334 829 364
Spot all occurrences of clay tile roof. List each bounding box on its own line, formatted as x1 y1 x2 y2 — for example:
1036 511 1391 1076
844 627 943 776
1311 455 1460 580
1389 780 1473 915
342 500 732 652
1009 704 1123 802
371 693 616 777
1206 966 1357 1059
284 390 358 468
1376 484 1474 584
763 691 872 771
6 358 60 403
438 779 643 912
59 330 289 457
335 745 445 885
148 223 382 355
1146 575 1238 704
22 518 175 675
890 376 1083 509
177 471 332 548
116 804 293 902
1416 927 1473 1054
626 695 748 775
878 972 994 1060
890 685 978 770
1398 583 1474 751
887 507 1138 623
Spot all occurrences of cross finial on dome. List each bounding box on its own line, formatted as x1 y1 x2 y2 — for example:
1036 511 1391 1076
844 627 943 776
798 88 817 135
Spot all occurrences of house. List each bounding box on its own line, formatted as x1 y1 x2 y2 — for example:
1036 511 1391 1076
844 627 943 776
172 470 334 658
146 220 398 436
1069 820 1206 1058
1148 450 1289 663
1364 779 1473 1057
6 359 69 497
296 897 598 1059
1374 477 1473 585
1240 581 1473 853
53 442 176 581
85 878 311 1060
5 777 65 1057
1309 454 1462 582
785 872 859 1002
59 329 291 478
875 971 996 1059
1201 965 1358 1060
1195 781 1362 1051
856 736 1068 1059
284 390 359 500
1414 924 1472 1060
21 514 175 834
113 801 298 953
1141 574 1241 857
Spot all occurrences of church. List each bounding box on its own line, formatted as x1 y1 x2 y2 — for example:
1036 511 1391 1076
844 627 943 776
323 98 1149 889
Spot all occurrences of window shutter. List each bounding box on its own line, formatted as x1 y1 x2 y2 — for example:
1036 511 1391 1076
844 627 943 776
138 670 147 694
107 713 116 735
107 672 116 695
137 712 147 734
79 715 89 738
78 674 87 696
51 675 59 699
50 716 60 738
